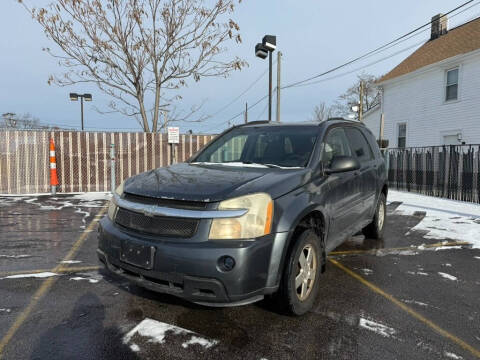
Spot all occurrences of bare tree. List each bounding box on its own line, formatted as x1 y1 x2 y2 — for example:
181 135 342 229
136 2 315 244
1 113 41 129
20 0 246 132
310 102 334 122
332 72 381 118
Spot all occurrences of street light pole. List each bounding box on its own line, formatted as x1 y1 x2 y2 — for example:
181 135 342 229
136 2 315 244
69 93 92 130
255 35 276 122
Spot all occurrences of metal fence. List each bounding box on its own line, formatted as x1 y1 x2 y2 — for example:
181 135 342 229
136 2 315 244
386 145 480 204
0 130 216 194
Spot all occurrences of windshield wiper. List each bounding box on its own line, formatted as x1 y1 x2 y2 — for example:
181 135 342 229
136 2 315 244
243 162 297 169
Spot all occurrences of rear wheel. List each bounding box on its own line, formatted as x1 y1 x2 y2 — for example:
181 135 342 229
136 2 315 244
276 229 323 316
362 193 386 239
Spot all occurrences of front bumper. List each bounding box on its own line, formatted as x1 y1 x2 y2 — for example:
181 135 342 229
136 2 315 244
97 217 288 306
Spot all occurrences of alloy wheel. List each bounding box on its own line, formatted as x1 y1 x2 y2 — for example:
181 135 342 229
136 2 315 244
378 200 385 230
295 244 317 301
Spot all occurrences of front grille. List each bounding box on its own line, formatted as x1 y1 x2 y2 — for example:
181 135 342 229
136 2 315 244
123 193 207 210
115 208 199 238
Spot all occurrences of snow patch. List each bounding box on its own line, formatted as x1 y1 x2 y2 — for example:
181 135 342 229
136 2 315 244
129 344 140 352
182 336 218 349
359 318 396 338
123 318 218 350
434 246 462 251
444 351 462 359
361 268 373 275
0 254 31 259
69 272 102 284
389 191 480 248
60 260 82 264
407 271 428 276
402 299 429 307
70 277 99 284
70 192 111 202
438 272 457 281
1 272 59 279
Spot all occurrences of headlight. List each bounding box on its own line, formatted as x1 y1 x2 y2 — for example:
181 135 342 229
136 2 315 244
115 181 124 196
209 193 273 240
108 181 124 220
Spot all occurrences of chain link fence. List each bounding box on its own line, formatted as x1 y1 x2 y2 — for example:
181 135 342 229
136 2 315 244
386 145 480 204
0 130 216 194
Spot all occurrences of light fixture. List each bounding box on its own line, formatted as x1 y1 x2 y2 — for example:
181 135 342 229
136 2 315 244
262 35 276 51
255 43 268 59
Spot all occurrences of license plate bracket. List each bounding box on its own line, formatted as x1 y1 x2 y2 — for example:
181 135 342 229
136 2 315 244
120 240 155 270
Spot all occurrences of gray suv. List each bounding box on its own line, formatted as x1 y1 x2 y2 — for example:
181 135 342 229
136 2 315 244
98 119 387 315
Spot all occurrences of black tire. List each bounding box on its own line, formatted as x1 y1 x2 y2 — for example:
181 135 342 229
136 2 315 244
362 193 386 239
276 229 323 316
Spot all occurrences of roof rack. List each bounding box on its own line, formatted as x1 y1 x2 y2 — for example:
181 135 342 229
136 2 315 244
236 120 271 127
324 117 365 125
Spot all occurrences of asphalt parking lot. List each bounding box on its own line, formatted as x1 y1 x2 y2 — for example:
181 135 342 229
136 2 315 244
0 193 479 360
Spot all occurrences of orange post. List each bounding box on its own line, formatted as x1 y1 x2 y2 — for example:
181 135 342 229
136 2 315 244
49 138 59 194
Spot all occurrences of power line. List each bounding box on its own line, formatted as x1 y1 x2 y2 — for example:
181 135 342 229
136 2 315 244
208 0 479 132
290 40 426 89
208 61 276 118
281 0 476 90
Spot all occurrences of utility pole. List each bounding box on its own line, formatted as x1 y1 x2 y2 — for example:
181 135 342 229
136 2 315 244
276 51 282 122
244 102 248 124
358 80 364 123
268 50 273 122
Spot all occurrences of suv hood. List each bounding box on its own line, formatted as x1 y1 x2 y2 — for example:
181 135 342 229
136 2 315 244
123 163 311 202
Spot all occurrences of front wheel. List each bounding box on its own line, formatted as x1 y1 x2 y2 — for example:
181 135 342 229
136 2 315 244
362 192 386 239
276 229 323 316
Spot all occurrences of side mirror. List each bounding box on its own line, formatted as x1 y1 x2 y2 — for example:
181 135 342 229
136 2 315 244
325 156 360 174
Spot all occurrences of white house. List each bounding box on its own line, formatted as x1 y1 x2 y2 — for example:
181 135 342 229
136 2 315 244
364 14 480 148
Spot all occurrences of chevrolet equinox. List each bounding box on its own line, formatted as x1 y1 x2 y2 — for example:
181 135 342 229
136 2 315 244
98 119 387 315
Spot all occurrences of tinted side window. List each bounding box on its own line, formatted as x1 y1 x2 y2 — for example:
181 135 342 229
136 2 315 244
345 127 374 164
321 128 352 166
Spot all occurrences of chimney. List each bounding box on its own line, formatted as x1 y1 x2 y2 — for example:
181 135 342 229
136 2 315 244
431 13 448 40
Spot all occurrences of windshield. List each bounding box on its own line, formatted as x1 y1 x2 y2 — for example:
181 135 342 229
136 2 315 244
192 126 319 168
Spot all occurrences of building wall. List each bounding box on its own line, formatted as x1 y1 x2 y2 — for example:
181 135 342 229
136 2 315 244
376 50 480 147
362 107 381 140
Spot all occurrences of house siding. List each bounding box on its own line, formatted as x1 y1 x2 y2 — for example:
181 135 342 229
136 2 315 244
368 51 480 147
362 107 381 141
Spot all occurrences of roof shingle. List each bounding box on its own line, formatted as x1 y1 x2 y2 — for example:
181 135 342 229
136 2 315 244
378 17 480 83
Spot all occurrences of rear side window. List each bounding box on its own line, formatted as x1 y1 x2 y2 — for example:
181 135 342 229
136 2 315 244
345 127 374 164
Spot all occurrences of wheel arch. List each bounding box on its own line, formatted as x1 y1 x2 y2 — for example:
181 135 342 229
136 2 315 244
281 206 328 280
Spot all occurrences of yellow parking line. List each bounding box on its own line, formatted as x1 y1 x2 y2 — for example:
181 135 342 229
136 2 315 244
0 207 107 359
0 266 101 278
329 258 480 359
329 241 470 256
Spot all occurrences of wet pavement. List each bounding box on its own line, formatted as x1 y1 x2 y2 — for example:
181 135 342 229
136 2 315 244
0 194 479 360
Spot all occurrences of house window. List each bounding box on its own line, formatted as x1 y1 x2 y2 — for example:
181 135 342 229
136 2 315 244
445 68 458 101
398 123 406 148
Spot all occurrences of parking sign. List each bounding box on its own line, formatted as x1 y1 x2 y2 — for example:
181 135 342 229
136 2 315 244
167 127 180 144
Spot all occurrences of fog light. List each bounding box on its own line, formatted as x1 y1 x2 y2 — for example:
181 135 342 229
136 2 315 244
218 256 235 272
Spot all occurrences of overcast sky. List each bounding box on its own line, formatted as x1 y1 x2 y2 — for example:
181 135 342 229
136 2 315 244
1 0 479 133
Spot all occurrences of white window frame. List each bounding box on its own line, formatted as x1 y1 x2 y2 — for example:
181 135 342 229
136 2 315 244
444 67 460 103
